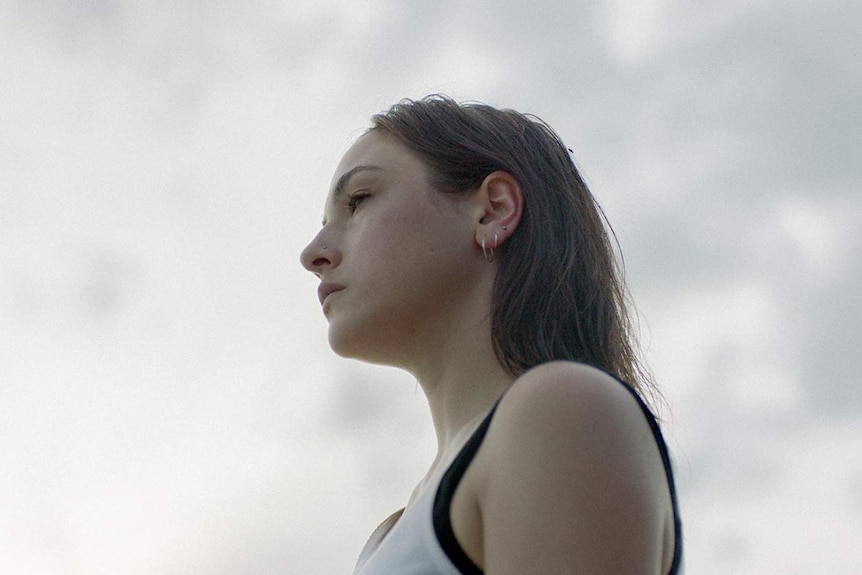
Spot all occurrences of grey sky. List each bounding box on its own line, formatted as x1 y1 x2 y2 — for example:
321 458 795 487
1 1 860 573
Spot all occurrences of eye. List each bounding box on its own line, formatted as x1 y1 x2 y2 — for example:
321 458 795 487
346 191 370 214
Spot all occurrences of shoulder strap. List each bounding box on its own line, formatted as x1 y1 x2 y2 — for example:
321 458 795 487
612 378 684 575
431 376 683 575
431 403 499 575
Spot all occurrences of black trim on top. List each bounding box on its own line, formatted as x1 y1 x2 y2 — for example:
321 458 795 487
432 404 498 575
431 377 683 575
611 377 684 575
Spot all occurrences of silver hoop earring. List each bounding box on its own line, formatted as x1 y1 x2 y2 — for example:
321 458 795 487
482 235 496 263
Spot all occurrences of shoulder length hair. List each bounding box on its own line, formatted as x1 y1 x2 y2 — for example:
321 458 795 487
368 95 655 402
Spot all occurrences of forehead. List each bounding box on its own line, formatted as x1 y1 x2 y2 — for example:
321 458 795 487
329 132 425 191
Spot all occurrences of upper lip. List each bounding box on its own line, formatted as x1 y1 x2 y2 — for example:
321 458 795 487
317 282 345 306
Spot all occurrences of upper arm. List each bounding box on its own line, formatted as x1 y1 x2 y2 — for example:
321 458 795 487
478 362 672 575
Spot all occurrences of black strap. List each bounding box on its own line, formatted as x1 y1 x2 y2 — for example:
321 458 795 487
432 403 498 575
431 378 683 575
612 378 684 574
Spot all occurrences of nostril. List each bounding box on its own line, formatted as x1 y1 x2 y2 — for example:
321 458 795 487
312 257 330 267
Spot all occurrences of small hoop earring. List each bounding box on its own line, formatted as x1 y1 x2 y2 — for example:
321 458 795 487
482 234 496 263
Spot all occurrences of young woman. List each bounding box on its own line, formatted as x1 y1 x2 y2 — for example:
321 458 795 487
300 95 683 574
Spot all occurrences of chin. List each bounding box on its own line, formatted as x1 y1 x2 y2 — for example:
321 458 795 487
327 319 403 366
327 319 371 359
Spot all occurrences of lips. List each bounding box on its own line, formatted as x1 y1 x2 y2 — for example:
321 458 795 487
317 282 345 307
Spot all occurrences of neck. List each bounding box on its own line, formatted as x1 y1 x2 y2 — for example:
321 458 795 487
404 311 514 458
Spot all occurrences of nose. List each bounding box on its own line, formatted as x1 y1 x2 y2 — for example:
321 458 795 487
300 231 339 276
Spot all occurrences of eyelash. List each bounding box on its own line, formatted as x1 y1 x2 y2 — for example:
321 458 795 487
346 191 370 213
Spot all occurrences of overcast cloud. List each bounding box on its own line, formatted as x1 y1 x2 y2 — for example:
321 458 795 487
1 1 860 573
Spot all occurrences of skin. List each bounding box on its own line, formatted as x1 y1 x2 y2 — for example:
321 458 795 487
300 131 676 574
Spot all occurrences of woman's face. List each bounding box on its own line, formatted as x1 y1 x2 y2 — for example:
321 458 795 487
300 131 485 366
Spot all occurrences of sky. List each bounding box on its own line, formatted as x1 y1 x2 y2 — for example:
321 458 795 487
1 1 860 573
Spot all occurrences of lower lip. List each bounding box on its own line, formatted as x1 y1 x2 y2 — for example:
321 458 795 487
322 289 343 308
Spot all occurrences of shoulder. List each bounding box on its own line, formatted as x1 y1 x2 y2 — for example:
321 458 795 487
505 360 644 411
490 361 656 454
475 361 673 573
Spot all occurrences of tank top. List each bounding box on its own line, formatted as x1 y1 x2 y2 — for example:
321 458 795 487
353 377 683 574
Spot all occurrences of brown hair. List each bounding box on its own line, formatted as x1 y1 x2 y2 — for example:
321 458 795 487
369 95 655 402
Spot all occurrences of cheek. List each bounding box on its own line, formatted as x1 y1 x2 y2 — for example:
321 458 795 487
351 192 473 284
362 208 428 259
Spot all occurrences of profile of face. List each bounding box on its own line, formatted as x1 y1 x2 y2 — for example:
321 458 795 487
300 131 490 367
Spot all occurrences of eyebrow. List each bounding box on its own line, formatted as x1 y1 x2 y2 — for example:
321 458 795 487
333 165 384 197
322 165 384 225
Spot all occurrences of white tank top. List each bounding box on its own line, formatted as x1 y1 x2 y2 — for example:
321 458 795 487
353 403 498 575
353 379 683 575
352 475 465 575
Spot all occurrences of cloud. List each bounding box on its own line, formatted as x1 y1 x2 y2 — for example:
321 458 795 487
1 1 860 573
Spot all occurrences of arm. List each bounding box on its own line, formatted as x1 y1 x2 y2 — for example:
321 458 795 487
479 362 674 575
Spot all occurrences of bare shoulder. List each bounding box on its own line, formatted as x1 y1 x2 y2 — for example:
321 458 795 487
485 361 667 497
503 360 645 414
492 361 657 448
476 361 675 574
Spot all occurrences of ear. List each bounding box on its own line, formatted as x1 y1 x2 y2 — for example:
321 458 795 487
474 171 523 255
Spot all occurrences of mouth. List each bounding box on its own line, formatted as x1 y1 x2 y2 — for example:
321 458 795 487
317 283 345 307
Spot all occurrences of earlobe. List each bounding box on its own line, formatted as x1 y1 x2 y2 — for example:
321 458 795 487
475 171 523 254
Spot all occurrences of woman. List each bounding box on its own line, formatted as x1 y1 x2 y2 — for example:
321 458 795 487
300 95 682 574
